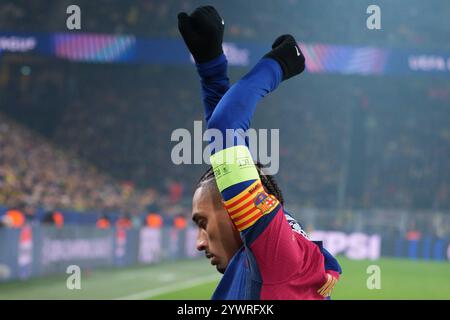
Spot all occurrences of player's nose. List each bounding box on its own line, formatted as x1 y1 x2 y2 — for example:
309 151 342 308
196 230 208 251
196 239 207 251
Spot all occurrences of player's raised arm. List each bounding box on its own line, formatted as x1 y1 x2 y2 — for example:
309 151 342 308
187 27 340 298
207 34 305 203
205 36 336 297
178 6 230 122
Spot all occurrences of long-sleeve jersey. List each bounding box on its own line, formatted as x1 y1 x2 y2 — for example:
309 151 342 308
196 54 341 300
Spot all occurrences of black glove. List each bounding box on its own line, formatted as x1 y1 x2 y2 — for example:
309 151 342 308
177 6 224 63
264 34 305 80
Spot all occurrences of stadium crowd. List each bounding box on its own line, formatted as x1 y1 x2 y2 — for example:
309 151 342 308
0 1 449 236
0 0 448 49
1 61 449 214
0 112 162 214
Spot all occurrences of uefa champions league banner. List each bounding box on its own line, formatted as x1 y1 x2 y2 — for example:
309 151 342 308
1 32 450 75
0 32 52 55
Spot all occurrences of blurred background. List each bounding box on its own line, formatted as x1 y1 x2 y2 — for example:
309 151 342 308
0 0 449 299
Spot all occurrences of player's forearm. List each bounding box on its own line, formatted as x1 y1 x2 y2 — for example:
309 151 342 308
207 57 282 139
208 34 304 202
196 54 230 123
207 57 282 202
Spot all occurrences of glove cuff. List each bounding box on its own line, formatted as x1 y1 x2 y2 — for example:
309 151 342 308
196 54 228 81
194 48 223 64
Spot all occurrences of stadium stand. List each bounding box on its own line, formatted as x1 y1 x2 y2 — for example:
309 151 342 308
0 0 449 49
0 1 448 230
0 111 159 214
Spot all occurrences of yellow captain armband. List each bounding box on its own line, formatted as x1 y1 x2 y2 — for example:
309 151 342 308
209 145 259 192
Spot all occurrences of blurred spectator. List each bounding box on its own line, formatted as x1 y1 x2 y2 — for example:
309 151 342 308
96 214 111 229
115 214 132 229
42 211 64 228
146 213 163 228
1 208 25 228
173 214 188 230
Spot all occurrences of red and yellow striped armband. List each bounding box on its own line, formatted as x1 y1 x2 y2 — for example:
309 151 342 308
223 180 280 231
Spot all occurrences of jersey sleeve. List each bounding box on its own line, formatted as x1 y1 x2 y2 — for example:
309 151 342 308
222 179 280 232
196 54 230 123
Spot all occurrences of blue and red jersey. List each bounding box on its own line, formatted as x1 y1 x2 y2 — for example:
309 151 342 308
211 180 339 300
195 53 341 300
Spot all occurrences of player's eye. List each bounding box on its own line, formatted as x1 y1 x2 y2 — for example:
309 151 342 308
198 219 207 229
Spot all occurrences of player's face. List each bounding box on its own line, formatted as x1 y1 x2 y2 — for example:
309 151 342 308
192 185 242 274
